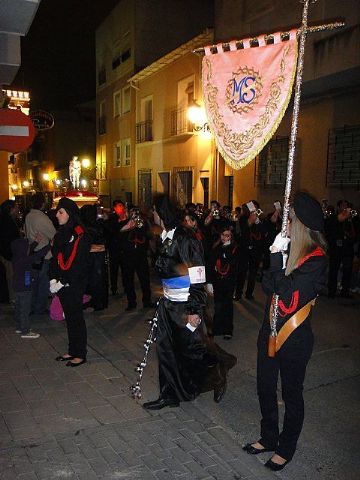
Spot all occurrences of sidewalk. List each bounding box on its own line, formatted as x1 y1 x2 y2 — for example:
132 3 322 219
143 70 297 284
0 281 359 479
0 293 275 480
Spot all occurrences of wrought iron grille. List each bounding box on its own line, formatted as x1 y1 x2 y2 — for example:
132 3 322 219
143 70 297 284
170 107 192 135
136 120 153 143
255 136 289 186
326 125 360 188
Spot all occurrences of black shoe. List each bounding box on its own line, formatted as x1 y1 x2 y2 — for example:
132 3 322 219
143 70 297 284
125 304 137 311
111 289 118 295
213 381 227 403
243 443 275 455
142 397 179 410
55 355 74 362
265 458 289 471
223 334 232 340
66 359 86 367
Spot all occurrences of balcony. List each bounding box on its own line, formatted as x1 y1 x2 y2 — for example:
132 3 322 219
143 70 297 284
136 120 153 143
170 107 192 136
98 115 106 135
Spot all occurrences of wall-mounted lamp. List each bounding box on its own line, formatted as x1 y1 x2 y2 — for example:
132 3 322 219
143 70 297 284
43 173 50 181
23 180 30 188
11 184 18 191
187 100 210 133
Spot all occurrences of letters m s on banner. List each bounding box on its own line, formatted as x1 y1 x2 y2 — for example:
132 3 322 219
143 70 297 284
202 30 298 170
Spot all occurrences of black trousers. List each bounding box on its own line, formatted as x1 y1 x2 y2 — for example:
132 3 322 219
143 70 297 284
235 252 261 298
213 281 234 336
58 285 87 359
108 244 125 294
257 324 314 461
328 248 353 295
122 251 151 306
87 252 108 310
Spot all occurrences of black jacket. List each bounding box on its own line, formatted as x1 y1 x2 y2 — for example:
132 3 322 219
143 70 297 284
261 248 327 334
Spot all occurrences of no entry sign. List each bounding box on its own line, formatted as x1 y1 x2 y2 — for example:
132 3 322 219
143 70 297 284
0 108 36 153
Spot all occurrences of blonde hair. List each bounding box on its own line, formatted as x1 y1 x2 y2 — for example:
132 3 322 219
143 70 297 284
285 214 327 276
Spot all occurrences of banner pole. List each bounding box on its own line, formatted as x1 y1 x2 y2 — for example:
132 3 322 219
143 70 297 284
269 0 314 354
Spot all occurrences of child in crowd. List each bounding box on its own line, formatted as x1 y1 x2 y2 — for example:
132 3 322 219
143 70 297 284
11 234 50 338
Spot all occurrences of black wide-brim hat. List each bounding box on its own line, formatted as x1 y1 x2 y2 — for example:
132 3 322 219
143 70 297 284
293 191 324 232
56 197 79 219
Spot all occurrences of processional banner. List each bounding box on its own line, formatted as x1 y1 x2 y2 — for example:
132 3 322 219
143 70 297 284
202 29 298 170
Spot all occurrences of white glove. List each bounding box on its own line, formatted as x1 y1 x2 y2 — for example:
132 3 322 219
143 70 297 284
206 283 214 295
50 280 65 294
270 233 290 253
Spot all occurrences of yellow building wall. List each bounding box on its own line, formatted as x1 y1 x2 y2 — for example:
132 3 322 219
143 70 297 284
135 51 214 205
231 89 360 213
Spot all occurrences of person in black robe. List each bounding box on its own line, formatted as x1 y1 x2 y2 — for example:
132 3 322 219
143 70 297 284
143 195 236 410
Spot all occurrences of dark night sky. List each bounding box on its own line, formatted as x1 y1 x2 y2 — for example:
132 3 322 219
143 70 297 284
12 0 120 111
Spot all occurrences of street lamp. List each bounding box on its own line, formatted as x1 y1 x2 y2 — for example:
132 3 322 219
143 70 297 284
81 158 90 169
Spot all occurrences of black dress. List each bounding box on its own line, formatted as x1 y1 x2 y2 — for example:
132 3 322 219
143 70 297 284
154 226 236 402
209 242 238 336
257 247 327 460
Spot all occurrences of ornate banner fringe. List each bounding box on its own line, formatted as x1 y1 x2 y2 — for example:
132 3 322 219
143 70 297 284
202 29 298 170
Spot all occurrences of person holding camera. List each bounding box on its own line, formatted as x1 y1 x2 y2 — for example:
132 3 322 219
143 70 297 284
234 200 266 301
119 205 153 311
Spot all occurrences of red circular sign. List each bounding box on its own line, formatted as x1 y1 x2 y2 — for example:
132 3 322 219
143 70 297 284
0 108 36 153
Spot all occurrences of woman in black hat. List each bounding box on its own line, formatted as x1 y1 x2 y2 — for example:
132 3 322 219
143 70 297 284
243 191 328 470
50 197 91 366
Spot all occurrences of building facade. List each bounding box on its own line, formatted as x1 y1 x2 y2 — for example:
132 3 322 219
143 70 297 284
95 0 214 206
96 0 360 211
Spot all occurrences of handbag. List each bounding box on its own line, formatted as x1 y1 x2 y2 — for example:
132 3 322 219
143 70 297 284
50 293 92 321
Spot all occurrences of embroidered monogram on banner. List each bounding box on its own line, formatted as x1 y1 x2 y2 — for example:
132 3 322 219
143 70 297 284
202 30 298 170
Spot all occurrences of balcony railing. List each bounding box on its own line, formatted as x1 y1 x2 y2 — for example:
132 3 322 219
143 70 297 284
170 107 192 136
98 115 106 135
136 120 153 143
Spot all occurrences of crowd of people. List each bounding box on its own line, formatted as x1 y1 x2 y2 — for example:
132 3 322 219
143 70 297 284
0 193 359 342
0 191 359 470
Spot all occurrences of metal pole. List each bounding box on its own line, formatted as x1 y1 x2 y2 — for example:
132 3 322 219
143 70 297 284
269 0 313 354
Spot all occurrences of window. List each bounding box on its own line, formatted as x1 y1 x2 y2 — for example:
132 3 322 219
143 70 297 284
98 67 106 86
122 86 130 114
255 136 289 186
114 141 121 167
136 96 153 143
122 138 131 166
98 100 106 135
97 145 107 179
112 47 131 70
326 125 360 187
114 91 121 117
